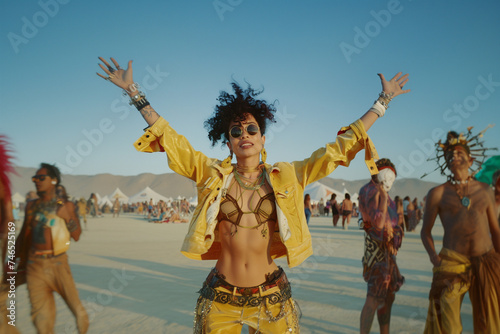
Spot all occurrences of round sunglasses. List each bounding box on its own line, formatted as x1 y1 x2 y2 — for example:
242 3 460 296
229 124 260 139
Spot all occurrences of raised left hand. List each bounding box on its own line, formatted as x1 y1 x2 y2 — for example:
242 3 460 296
378 72 410 98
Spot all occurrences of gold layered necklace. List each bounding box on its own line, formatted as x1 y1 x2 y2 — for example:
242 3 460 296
233 168 265 190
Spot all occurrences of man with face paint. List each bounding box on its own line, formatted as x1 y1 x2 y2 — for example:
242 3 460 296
421 131 500 334
358 158 404 334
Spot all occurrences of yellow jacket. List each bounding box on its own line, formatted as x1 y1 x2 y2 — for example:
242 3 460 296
134 117 378 268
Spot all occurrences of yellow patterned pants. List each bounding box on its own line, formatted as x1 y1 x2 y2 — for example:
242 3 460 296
194 268 300 334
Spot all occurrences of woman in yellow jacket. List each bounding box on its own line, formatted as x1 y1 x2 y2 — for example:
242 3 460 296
97 57 409 334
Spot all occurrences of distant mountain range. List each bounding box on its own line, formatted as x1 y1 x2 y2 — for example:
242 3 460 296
10 166 439 202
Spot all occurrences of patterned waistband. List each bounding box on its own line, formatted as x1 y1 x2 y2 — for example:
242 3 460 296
30 251 65 259
198 267 292 307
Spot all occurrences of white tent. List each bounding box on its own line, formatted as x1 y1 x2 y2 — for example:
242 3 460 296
109 188 129 203
188 196 198 206
304 182 343 204
11 192 25 206
98 195 113 208
128 186 170 205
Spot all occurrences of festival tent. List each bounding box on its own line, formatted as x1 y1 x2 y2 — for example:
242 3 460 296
127 186 170 205
188 196 198 206
109 188 129 203
304 182 343 205
98 195 113 208
11 192 25 206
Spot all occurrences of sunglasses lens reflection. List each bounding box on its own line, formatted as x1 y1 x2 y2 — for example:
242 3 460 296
230 127 243 138
230 124 259 138
247 124 259 135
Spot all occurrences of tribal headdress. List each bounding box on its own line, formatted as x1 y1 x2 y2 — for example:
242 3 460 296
421 125 497 179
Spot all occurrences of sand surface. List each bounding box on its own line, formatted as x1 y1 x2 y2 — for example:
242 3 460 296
5 213 474 334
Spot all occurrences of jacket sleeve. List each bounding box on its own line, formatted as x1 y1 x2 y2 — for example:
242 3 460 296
292 119 379 188
133 117 214 183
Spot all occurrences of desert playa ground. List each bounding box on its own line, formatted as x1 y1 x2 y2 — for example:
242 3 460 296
7 213 474 334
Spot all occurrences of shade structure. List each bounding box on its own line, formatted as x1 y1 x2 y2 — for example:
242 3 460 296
11 192 25 206
109 187 129 203
128 186 170 205
304 181 345 204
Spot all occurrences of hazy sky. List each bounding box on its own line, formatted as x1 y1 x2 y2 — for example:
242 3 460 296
2 0 499 184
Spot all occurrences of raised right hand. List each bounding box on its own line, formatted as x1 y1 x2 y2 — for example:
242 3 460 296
96 57 136 94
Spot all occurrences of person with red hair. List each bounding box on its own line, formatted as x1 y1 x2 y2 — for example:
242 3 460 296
0 136 20 333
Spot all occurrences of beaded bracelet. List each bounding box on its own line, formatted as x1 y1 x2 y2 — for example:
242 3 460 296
376 91 393 109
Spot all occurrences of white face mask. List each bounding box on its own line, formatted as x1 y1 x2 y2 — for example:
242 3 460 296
377 168 396 192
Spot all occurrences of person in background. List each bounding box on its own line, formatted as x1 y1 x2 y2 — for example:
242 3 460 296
318 198 325 217
77 198 88 229
358 158 404 334
324 198 330 216
330 193 340 227
13 163 88 333
394 196 405 228
402 196 410 231
112 198 121 218
304 194 313 225
341 193 353 230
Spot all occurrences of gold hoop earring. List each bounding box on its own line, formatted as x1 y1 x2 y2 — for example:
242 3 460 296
221 151 233 168
261 147 267 164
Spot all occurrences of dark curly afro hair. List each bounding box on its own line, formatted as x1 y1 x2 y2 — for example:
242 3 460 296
204 81 277 147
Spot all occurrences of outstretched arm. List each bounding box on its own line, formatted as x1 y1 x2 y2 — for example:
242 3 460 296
97 57 160 126
421 187 441 266
360 72 410 131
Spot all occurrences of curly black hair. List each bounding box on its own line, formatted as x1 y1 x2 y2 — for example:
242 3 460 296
204 81 277 147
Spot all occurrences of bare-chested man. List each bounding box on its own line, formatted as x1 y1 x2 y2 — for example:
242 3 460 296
14 163 89 333
421 131 500 333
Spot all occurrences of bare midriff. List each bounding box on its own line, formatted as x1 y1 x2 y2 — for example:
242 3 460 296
216 219 278 286
215 177 279 287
